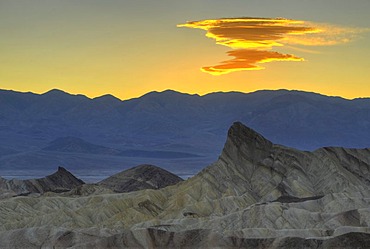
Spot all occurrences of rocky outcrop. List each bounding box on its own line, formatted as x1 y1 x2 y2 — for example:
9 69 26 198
0 122 369 247
0 167 84 198
184 122 370 208
98 164 183 193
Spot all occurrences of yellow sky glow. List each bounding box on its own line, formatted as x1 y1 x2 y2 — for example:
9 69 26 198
1 1 370 100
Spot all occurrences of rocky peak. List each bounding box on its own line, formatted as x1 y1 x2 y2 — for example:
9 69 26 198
42 89 69 97
57 166 68 173
99 164 183 193
0 167 84 197
227 122 271 149
46 167 85 188
222 122 272 164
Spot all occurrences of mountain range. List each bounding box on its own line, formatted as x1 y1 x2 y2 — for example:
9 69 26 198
0 88 369 181
0 122 369 248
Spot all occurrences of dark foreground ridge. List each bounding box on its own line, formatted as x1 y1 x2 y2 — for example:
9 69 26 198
1 227 369 248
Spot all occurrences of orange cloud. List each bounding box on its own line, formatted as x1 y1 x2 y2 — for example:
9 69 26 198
202 49 303 75
178 18 320 49
178 17 365 75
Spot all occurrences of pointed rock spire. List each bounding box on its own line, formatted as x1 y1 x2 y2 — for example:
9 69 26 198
227 122 272 150
222 122 273 162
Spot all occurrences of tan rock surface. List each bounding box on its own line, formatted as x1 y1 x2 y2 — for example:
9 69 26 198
0 122 369 248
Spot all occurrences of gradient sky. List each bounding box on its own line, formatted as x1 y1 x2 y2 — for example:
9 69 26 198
1 0 369 100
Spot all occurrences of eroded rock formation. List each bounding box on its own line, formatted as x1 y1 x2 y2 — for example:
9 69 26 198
0 122 369 248
0 167 84 198
99 164 183 193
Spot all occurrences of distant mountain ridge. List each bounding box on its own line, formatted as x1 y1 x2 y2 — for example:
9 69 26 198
43 136 121 155
0 88 369 180
43 136 201 158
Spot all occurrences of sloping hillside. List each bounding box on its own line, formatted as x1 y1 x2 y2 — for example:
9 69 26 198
0 122 369 247
0 167 84 198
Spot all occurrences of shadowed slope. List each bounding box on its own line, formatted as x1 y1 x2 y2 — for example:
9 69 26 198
99 164 183 193
0 167 84 197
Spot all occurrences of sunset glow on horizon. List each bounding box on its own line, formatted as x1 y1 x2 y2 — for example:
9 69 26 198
0 0 370 100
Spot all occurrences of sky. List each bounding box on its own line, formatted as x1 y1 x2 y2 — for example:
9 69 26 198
0 0 369 100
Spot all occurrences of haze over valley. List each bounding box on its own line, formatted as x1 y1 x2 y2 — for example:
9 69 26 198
1 88 370 182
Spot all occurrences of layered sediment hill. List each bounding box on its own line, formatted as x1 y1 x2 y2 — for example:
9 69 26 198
0 167 84 198
0 122 369 248
99 164 183 193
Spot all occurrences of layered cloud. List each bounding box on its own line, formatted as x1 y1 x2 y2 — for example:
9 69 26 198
202 49 303 75
178 17 364 75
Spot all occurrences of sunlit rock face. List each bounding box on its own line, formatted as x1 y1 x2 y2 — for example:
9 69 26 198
0 122 370 248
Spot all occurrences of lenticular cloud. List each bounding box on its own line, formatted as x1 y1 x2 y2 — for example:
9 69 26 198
178 17 364 75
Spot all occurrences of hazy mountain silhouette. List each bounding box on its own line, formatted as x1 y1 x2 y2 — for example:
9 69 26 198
119 149 201 158
43 136 201 158
0 88 369 180
43 137 121 155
